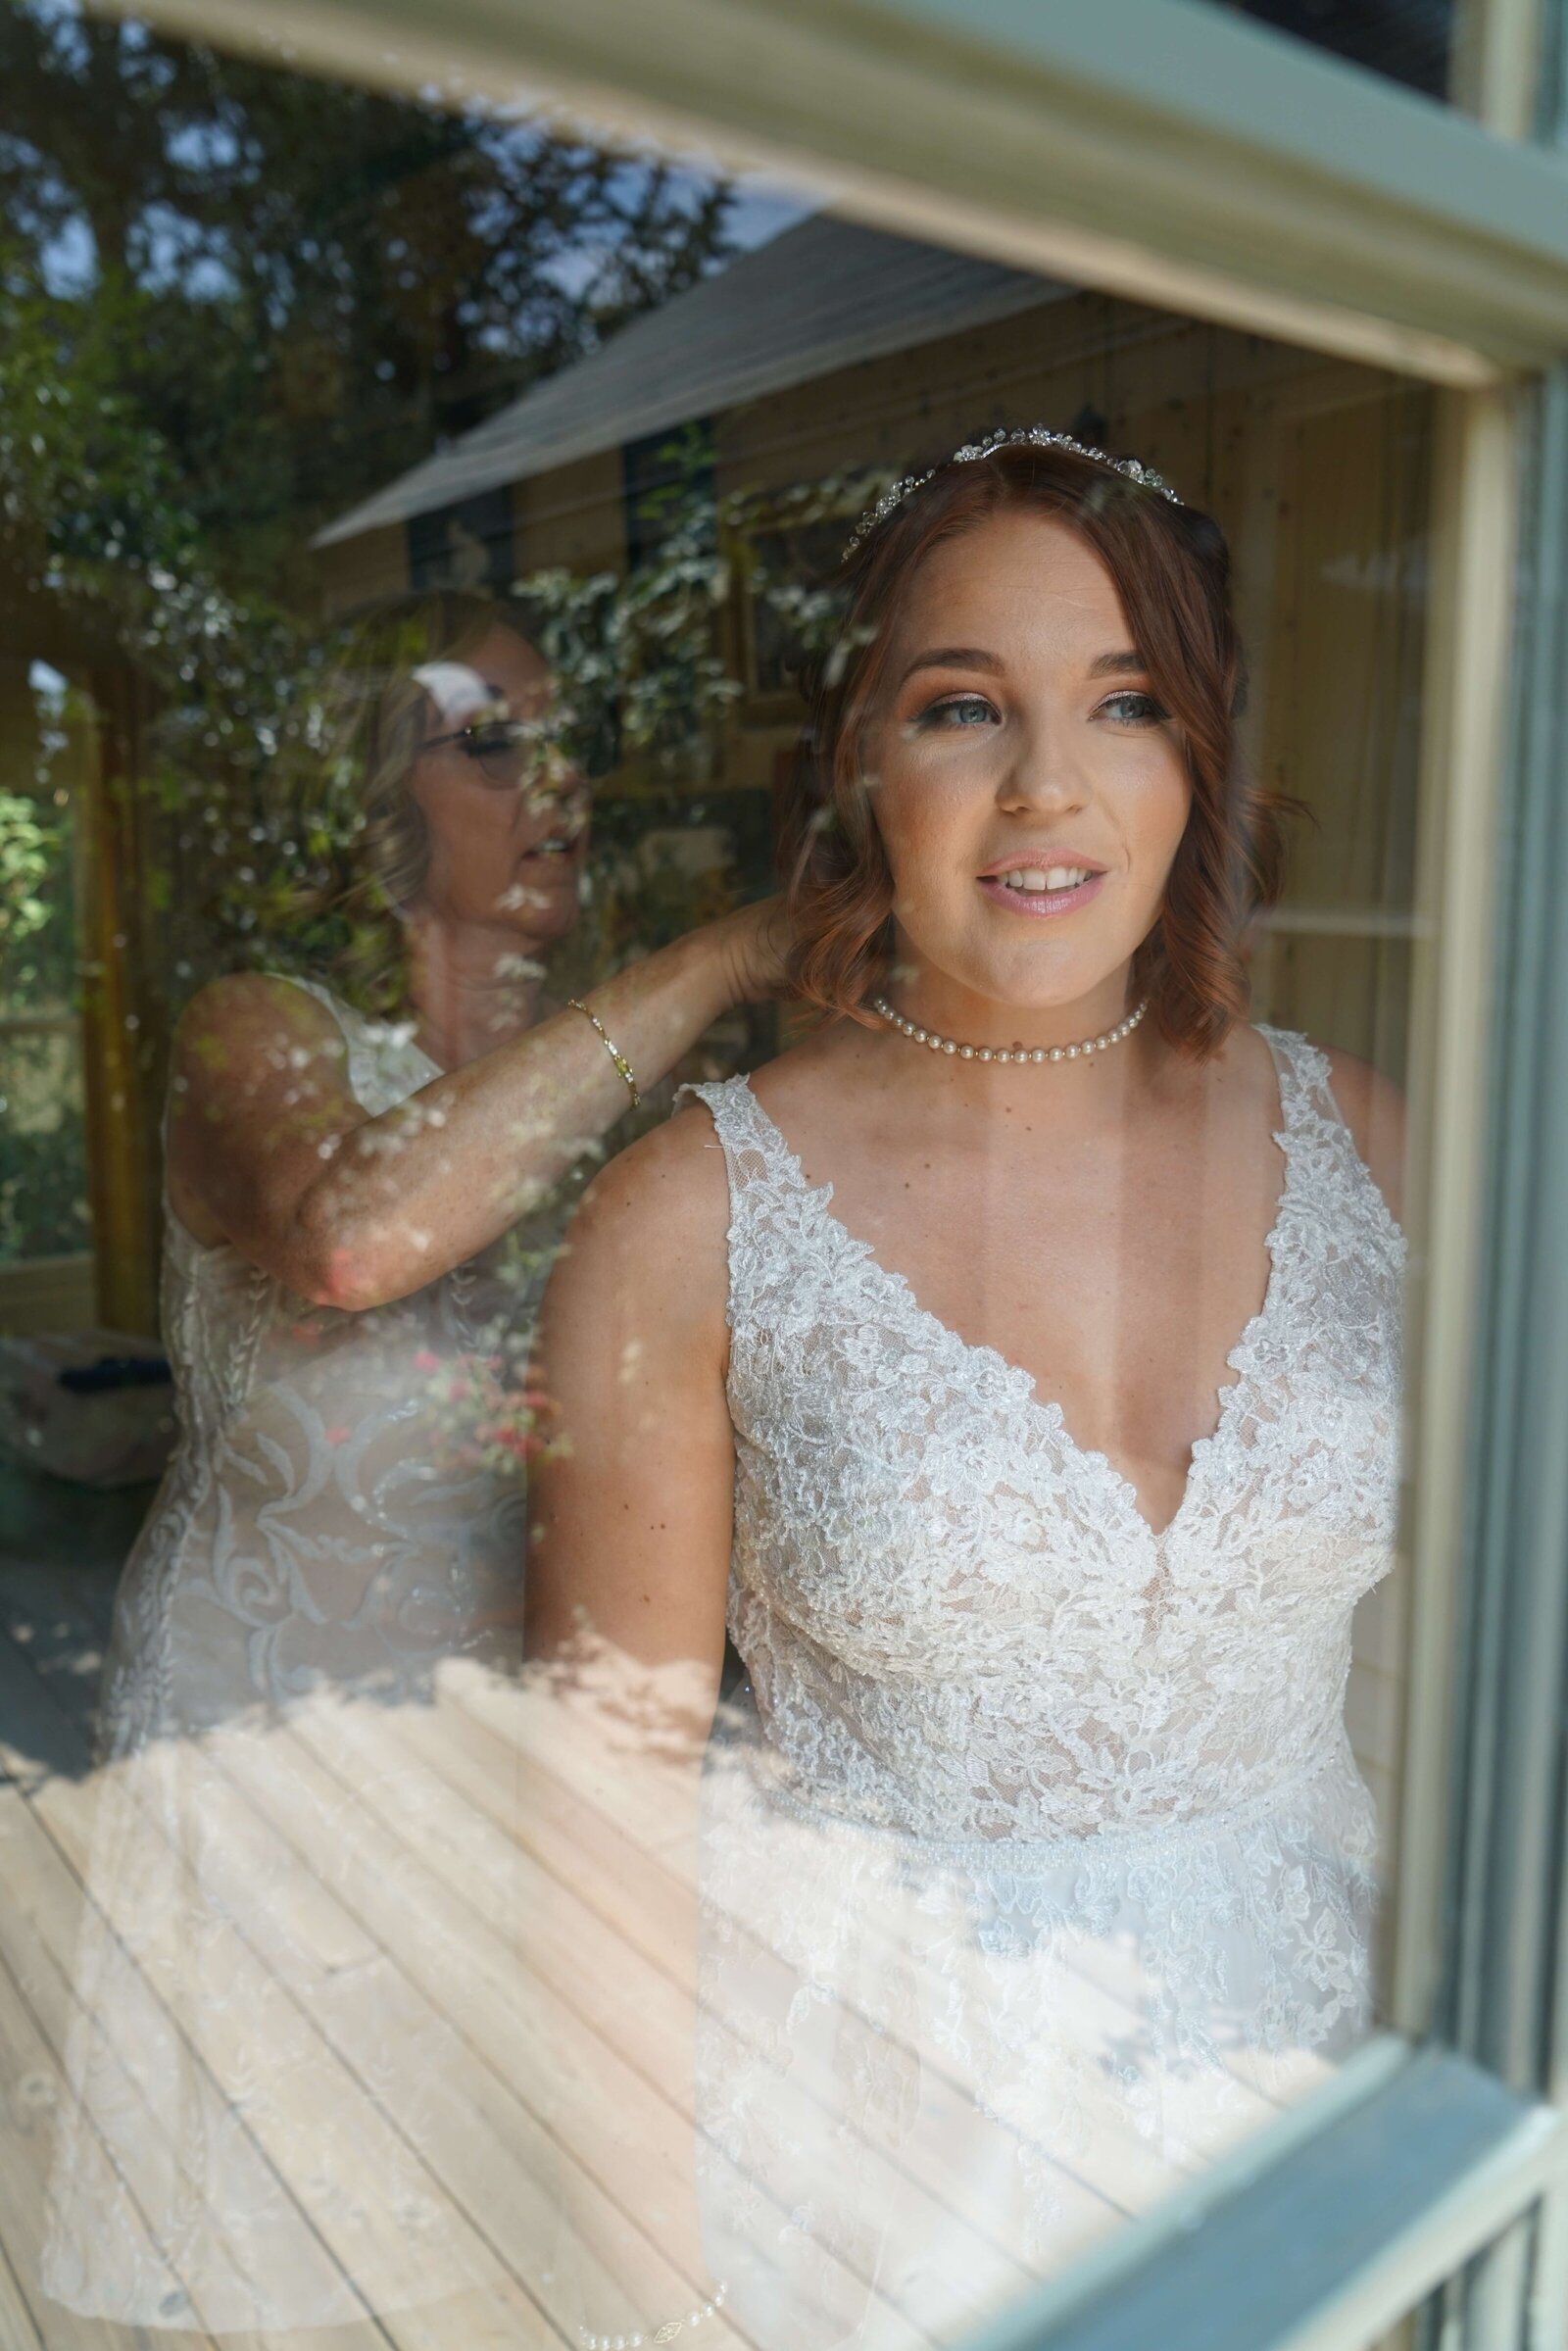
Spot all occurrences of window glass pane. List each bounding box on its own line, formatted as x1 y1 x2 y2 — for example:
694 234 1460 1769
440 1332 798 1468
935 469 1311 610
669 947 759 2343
1205 0 1456 100
0 11 1444 2347
0 1025 88 1261
0 659 90 1269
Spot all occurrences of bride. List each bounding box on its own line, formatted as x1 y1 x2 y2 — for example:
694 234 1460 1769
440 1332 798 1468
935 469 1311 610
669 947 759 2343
525 427 1407 2350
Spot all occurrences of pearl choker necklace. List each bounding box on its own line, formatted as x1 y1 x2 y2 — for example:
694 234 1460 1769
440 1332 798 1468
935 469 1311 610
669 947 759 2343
871 994 1149 1063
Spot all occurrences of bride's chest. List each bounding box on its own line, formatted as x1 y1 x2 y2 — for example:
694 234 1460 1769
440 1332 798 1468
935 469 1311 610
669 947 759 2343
787 1121 1288 1510
726 1199 1403 1662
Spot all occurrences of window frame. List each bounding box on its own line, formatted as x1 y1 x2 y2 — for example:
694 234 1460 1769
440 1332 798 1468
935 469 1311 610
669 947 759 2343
68 0 1568 2337
90 0 1568 376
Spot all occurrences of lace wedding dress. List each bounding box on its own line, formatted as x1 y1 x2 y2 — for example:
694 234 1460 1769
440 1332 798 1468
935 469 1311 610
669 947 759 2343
41 978 548 2333
681 1022 1405 2350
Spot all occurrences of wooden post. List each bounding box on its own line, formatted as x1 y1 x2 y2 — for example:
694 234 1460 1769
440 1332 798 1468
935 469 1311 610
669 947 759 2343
76 665 161 1337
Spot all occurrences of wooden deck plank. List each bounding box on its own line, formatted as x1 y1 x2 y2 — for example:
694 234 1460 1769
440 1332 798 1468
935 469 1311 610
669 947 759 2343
292 1690 1327 2330
0 1582 767 2347
0 1629 395 2344
0 1552 1312 2253
0 1783 381 2351
0 1630 545 2351
0 1563 1343 2347
176 1724 729 2350
212 1703 930 2351
283 1690 1029 2328
0 1571 1332 2120
0 1938 202 2351
291 1684 1091 2293
0 2231 46 2351
416 1665 1308 2197
0 1612 794 2351
0 1570 930 2341
0 1783 259 2337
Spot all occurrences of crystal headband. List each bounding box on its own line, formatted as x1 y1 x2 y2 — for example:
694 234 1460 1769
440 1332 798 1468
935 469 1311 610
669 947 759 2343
840 424 1181 561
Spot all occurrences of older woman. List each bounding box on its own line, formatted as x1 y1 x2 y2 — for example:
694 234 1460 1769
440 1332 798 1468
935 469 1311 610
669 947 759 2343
42 588 784 2336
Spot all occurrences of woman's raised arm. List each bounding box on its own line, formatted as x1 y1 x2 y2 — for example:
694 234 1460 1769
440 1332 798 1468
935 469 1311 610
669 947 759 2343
167 903 781 1311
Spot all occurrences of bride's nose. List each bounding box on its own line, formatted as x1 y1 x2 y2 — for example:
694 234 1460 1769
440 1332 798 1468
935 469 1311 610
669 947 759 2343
993 727 1091 816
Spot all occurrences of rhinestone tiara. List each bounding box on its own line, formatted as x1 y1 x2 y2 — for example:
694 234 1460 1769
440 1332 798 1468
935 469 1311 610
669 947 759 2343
840 425 1181 560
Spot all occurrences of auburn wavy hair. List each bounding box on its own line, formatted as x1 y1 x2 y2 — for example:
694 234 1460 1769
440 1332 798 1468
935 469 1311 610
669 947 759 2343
779 438 1301 1060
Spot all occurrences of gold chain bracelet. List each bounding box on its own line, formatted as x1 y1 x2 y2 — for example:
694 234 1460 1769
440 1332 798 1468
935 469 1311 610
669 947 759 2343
566 998 641 1109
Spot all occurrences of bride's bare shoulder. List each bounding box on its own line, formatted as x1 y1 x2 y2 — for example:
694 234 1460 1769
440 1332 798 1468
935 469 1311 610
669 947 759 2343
560 1017 867 1296
548 1080 745 1333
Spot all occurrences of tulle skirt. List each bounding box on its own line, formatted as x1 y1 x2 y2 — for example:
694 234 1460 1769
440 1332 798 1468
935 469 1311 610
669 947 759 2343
692 1705 1382 2351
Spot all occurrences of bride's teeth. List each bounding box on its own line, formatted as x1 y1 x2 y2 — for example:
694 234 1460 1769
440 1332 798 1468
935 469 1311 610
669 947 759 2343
1000 865 1091 892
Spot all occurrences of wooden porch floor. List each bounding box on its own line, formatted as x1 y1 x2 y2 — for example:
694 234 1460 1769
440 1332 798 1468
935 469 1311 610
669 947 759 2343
0 1473 1335 2351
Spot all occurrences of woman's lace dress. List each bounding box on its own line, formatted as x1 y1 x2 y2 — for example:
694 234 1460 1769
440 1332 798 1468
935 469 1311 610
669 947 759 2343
41 978 547 2332
681 1023 1405 2350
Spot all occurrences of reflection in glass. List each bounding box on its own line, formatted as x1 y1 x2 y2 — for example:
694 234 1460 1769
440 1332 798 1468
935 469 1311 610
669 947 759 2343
38 593 581 2330
34 581 780 2335
0 661 89 1268
0 21 1434 2345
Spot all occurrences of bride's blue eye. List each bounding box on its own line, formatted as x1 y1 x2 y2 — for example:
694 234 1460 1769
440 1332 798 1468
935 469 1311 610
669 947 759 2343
1098 689 1168 726
915 694 998 729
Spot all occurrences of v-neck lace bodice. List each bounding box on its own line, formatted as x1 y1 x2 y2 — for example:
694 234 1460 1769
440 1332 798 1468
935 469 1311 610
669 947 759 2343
710 1037 1298 1556
674 1026 1407 2333
683 1021 1405 1847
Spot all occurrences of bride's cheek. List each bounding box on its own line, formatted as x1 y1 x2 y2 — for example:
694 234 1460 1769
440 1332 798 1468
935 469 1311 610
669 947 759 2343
881 806 962 921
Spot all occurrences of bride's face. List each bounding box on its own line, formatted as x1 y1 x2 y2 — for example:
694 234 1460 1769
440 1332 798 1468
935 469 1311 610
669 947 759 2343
860 510 1192 1021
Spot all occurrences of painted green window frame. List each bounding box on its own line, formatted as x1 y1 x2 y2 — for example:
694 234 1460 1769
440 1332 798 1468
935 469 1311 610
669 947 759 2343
71 0 1568 2339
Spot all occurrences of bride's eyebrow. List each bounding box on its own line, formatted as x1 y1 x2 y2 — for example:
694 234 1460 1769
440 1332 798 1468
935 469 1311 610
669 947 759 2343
896 646 1003 688
1087 648 1148 677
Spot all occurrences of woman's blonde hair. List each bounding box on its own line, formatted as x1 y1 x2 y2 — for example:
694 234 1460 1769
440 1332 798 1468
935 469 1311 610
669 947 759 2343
283 588 513 1014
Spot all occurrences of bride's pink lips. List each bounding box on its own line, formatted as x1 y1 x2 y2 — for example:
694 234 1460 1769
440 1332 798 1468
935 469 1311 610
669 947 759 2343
978 868 1106 917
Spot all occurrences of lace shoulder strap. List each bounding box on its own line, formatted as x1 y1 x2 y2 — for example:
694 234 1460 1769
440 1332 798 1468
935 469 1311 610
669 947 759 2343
1257 1022 1405 1256
258 971 439 1115
675 1074 803 1190
270 968 350 1028
1257 1022 1352 1138
675 1075 815 1332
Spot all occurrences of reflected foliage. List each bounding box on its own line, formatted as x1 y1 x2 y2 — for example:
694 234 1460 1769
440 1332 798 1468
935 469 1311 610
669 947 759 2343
0 673 88 1261
0 2 750 1033
0 8 889 1047
0 3 736 599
